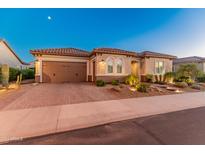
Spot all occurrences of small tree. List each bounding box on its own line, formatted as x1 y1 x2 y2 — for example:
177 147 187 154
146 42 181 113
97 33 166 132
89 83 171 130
1 64 9 88
176 64 200 80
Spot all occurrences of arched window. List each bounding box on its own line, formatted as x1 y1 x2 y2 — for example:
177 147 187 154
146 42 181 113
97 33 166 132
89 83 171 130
107 57 114 73
116 58 123 73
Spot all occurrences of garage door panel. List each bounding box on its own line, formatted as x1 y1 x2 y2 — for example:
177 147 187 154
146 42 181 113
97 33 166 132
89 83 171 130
42 61 86 83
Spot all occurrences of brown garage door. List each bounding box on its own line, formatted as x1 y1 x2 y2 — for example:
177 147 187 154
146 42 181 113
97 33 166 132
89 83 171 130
42 61 87 83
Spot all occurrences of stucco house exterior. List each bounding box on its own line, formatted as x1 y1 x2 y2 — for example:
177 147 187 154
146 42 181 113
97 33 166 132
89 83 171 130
173 56 205 73
30 48 177 83
0 39 29 69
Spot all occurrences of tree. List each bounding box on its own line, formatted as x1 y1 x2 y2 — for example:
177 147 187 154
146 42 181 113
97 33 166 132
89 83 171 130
176 64 200 80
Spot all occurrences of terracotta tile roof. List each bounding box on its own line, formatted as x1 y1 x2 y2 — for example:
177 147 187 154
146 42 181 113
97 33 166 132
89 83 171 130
91 48 138 57
140 51 177 59
173 56 205 64
0 39 29 65
30 47 177 60
30 48 90 57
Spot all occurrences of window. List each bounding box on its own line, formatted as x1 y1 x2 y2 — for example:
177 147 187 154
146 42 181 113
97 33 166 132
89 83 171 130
116 59 123 73
107 58 114 73
155 61 164 74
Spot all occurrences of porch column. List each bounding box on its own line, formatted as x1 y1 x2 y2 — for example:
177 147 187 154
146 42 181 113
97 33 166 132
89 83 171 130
138 60 141 81
39 59 43 83
35 58 43 83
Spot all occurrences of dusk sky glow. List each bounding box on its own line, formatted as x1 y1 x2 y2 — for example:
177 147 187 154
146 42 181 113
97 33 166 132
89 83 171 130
0 8 205 62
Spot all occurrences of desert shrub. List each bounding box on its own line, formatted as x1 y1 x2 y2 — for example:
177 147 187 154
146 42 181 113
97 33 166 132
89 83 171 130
164 72 176 83
174 76 189 82
196 74 205 83
191 84 202 90
20 69 35 80
186 78 195 86
174 76 194 86
111 80 119 86
174 82 188 88
9 67 21 82
125 74 139 86
136 83 150 93
145 74 153 83
96 80 106 87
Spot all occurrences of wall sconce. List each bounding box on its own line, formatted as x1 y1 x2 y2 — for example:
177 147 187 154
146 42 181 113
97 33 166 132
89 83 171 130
99 59 105 64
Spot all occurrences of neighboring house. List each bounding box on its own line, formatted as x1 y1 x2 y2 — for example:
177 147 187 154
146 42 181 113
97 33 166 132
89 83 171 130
173 56 205 73
30 48 177 83
0 39 29 69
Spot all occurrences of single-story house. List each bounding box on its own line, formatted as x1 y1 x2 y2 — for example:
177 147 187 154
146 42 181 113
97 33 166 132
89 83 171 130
0 39 29 69
30 48 177 83
173 56 205 73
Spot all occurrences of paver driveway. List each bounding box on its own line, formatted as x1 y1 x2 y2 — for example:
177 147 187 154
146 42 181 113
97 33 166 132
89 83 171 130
0 83 140 111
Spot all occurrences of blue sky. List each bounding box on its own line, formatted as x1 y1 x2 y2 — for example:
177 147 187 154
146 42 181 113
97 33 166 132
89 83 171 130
0 8 205 62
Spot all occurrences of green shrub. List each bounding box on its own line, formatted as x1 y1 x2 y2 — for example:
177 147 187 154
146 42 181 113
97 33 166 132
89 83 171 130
125 75 139 86
174 82 188 88
8 68 35 82
111 80 119 86
96 80 106 87
9 67 21 82
136 83 150 93
20 69 35 80
197 74 205 83
191 84 202 90
174 76 194 86
145 74 154 83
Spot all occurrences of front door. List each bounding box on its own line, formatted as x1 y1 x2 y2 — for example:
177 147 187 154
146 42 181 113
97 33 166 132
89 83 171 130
131 61 139 76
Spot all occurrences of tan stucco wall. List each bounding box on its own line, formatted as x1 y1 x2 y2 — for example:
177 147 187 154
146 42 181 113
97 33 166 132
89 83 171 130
174 62 205 73
33 54 175 83
95 53 140 76
141 57 173 75
0 41 28 69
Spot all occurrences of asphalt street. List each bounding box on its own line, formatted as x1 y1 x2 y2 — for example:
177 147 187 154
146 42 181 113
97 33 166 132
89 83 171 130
7 106 205 145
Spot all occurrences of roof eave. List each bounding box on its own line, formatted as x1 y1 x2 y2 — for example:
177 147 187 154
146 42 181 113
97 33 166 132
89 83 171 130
1 39 29 65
